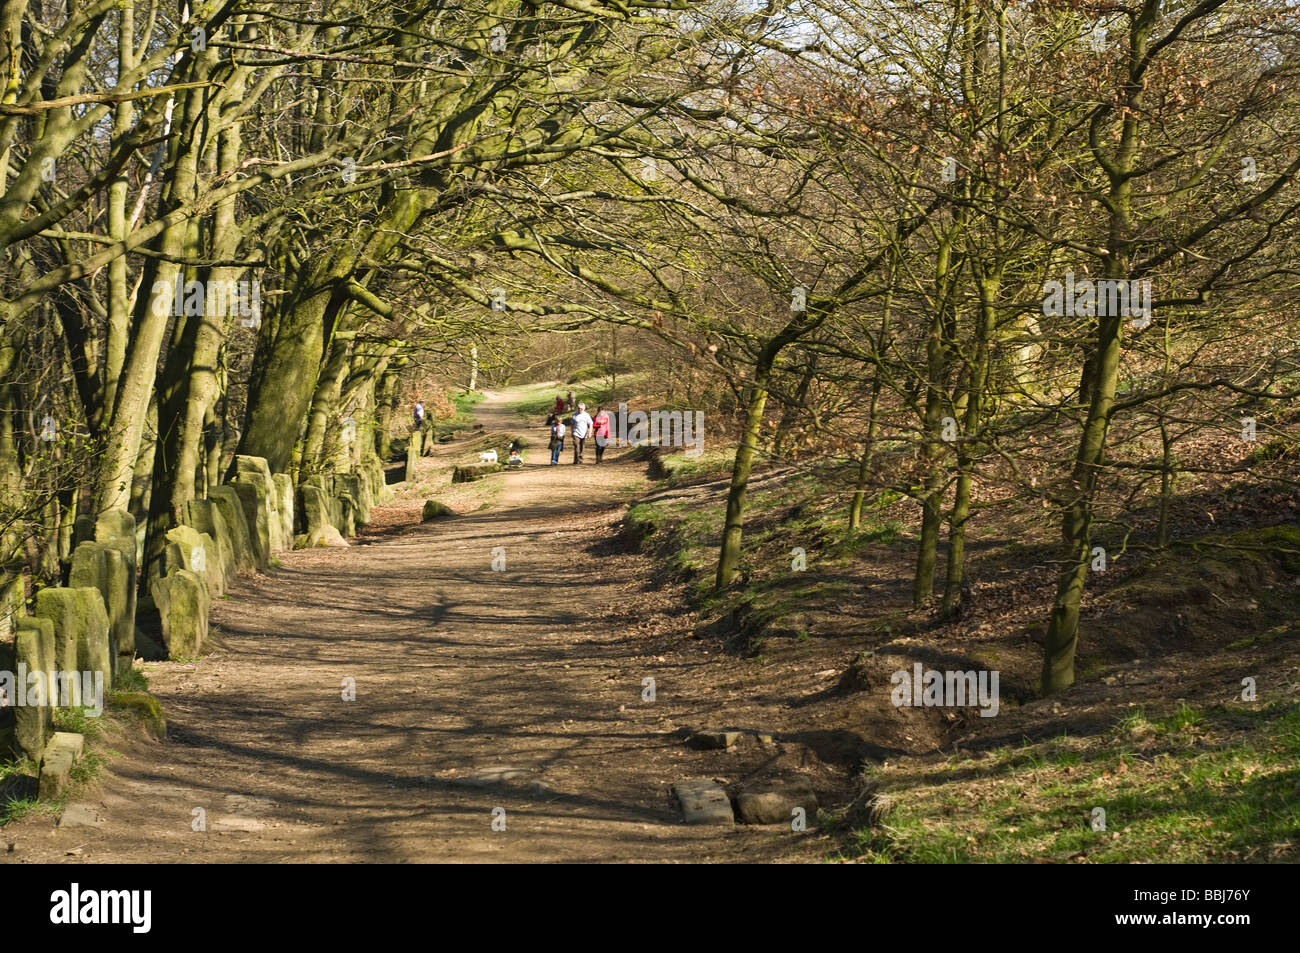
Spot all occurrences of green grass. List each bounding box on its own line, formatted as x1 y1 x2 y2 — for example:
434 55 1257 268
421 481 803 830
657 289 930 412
835 699 1300 863
627 500 724 576
0 699 127 825
70 749 106 785
0 755 38 807
53 705 107 740
441 390 486 431
1250 435 1300 464
452 389 486 415
565 361 633 384
0 796 52 824
112 665 149 695
658 447 733 487
506 373 651 420
625 501 670 537
1159 702 1204 734
413 389 488 440
0 745 105 822
0 668 159 824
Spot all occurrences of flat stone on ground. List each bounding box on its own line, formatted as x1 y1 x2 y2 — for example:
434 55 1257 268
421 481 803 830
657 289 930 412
58 802 103 829
687 730 743 750
732 779 819 825
455 766 531 787
672 779 734 825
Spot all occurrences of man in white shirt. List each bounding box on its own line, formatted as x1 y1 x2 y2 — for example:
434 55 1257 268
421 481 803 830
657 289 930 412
570 402 594 464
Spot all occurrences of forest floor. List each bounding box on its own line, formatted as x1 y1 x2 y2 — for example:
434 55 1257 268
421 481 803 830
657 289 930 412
0 388 837 863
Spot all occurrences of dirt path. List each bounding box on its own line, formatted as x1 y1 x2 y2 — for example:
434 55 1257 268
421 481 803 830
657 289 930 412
3 389 828 863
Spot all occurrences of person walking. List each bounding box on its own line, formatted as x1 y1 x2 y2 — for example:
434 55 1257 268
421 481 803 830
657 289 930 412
570 402 593 464
592 404 611 464
548 415 566 465
566 390 576 412
413 399 425 430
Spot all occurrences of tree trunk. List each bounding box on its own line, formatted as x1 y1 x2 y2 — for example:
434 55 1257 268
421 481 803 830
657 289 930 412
101 5 137 434
1157 418 1173 548
1041 313 1123 692
848 373 883 532
1040 4 1153 694
912 232 961 608
374 367 399 462
715 367 771 590
143 61 248 577
941 270 999 614
94 69 209 514
298 335 353 479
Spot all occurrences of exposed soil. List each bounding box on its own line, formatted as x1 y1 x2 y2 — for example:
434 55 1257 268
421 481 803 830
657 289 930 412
0 390 849 863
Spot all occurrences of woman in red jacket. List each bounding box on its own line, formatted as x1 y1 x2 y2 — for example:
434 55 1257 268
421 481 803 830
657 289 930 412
592 404 612 463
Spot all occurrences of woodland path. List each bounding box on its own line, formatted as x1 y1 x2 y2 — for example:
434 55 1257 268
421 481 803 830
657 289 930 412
2 388 821 863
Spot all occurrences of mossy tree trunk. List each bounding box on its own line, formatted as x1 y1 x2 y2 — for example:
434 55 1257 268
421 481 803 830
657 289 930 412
715 366 771 590
143 44 251 579
1041 5 1155 694
94 54 211 514
716 310 824 590
941 270 998 615
912 228 962 608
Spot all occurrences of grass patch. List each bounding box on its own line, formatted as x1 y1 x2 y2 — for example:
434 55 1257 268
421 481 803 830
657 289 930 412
625 502 670 539
112 665 149 695
0 756 39 818
507 374 652 420
657 447 733 487
0 665 155 826
835 699 1300 863
627 500 723 579
53 705 107 741
0 796 51 825
452 389 486 416
439 390 486 431
70 749 106 785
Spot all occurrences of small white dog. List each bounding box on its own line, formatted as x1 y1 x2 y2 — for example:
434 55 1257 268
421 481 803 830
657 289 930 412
479 449 498 464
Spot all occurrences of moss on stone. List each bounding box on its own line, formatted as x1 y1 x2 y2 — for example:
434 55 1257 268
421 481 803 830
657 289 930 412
422 500 454 521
